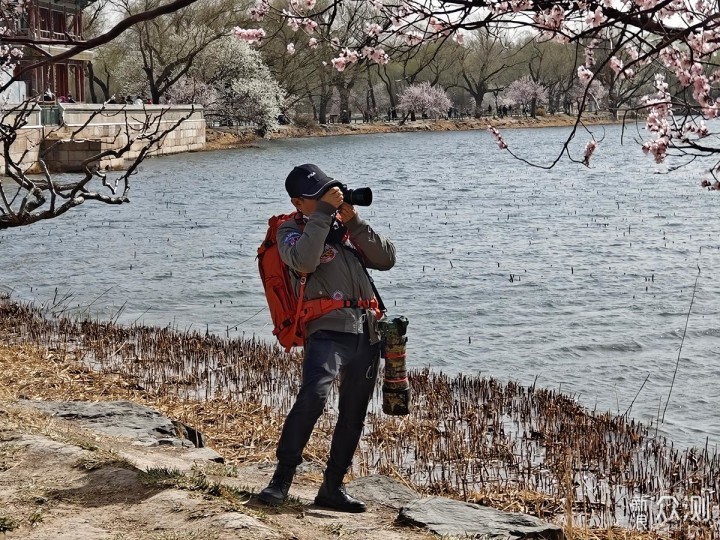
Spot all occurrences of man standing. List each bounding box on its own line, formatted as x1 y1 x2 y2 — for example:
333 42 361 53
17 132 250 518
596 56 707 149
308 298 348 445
259 164 396 513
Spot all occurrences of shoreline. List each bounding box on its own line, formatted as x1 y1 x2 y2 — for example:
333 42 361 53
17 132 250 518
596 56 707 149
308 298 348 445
1 295 716 539
204 113 625 151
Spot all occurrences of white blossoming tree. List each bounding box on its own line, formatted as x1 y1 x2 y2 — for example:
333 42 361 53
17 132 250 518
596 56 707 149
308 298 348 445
567 79 607 114
502 76 548 117
94 0 238 104
397 81 451 121
169 37 285 135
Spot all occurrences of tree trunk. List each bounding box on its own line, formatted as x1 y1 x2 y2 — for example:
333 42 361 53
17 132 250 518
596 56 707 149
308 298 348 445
338 85 351 124
608 93 619 120
308 92 318 121
377 66 396 119
86 63 98 104
530 97 537 118
318 96 329 124
470 91 483 118
85 61 110 104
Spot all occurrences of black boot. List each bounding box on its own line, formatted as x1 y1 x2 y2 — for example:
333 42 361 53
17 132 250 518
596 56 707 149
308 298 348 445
314 469 366 513
258 463 296 506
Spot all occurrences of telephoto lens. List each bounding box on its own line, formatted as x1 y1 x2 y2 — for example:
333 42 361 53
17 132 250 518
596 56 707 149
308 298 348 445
341 185 373 206
378 316 410 415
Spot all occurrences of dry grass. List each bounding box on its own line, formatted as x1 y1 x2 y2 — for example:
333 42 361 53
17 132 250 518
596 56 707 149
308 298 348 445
1 296 718 539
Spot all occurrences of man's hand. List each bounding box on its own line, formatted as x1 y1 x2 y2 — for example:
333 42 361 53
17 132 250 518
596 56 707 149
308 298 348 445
320 187 344 209
338 202 357 223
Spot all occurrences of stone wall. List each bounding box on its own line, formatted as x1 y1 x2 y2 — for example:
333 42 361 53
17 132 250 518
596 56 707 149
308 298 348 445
0 107 44 174
2 104 205 174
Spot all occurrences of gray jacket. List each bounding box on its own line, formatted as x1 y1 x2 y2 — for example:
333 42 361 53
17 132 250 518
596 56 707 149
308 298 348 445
277 201 396 344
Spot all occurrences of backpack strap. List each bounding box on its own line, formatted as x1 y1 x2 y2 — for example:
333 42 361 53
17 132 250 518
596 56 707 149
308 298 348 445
345 241 387 314
286 274 307 353
299 297 381 324
284 212 308 352
285 212 384 349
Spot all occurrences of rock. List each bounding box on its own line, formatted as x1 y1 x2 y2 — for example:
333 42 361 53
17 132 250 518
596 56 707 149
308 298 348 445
212 512 282 538
22 400 206 449
399 497 564 540
349 475 417 509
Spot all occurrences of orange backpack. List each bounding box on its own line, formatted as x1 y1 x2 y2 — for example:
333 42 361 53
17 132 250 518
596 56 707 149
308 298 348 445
257 212 381 352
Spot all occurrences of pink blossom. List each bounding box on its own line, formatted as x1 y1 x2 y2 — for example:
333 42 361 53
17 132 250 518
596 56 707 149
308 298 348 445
331 57 348 72
533 5 565 30
684 120 710 138
429 17 449 33
366 23 383 37
582 140 597 167
289 0 315 10
249 0 269 22
283 11 300 31
577 65 593 84
641 74 673 163
287 43 296 55
398 82 452 118
361 46 389 65
503 76 549 109
301 18 317 32
308 37 319 49
330 48 360 72
232 27 266 44
487 126 508 150
585 6 606 27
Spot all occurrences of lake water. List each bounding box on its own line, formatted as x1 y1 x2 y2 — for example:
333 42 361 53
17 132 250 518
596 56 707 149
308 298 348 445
2 124 719 449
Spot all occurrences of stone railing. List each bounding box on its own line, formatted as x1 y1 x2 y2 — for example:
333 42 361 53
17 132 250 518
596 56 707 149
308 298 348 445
1 103 206 174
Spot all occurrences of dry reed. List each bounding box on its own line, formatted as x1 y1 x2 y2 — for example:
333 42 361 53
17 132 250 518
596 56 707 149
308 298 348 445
1 294 717 538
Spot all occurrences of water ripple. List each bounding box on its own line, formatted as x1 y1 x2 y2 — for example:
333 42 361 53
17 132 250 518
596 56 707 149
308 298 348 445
2 125 719 448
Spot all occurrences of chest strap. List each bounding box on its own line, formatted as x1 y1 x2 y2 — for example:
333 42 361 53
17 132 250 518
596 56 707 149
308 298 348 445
300 297 382 324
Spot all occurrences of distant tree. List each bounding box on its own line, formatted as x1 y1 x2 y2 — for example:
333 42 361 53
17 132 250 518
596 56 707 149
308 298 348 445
169 37 285 135
450 27 517 117
568 79 607 113
503 76 548 117
104 0 241 103
398 81 451 121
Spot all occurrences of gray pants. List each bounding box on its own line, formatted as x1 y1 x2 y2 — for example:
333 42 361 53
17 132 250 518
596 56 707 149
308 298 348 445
276 328 380 475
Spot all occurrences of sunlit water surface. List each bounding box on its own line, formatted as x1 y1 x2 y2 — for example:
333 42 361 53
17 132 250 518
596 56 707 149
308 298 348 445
2 124 720 449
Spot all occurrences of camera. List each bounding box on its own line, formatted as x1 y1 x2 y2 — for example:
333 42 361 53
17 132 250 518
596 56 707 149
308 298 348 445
341 184 373 206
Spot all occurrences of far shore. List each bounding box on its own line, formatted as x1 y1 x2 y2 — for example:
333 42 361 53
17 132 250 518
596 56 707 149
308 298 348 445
203 113 629 151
